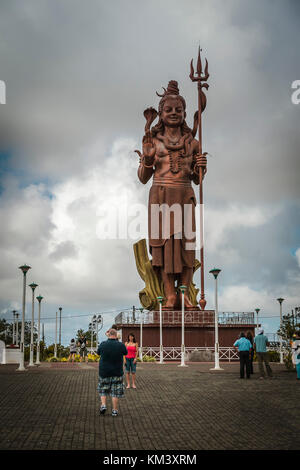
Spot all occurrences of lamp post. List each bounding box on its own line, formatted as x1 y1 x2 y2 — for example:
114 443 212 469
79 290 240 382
15 312 19 347
54 311 58 358
36 295 43 365
157 296 164 364
18 264 31 371
95 314 102 348
58 307 62 348
255 308 260 330
139 308 144 361
178 286 188 367
89 322 93 353
209 268 223 371
12 310 17 345
28 282 38 366
277 298 284 364
12 310 16 344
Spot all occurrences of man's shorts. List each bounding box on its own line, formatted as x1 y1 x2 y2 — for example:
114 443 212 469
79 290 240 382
80 347 87 357
97 375 125 398
125 358 137 373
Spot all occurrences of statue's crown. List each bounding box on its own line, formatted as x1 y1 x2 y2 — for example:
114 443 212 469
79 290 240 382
156 80 180 98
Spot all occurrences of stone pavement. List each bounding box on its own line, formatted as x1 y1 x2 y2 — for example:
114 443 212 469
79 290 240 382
0 361 299 450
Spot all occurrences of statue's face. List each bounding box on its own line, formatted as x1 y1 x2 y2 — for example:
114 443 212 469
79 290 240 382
161 97 185 127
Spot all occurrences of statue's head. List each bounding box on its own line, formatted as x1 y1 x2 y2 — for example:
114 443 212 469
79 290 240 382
152 80 191 136
157 81 186 113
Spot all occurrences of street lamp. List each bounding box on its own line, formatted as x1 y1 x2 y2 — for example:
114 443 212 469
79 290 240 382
36 295 43 365
12 310 17 345
54 311 58 358
95 315 102 348
88 322 93 353
255 308 260 330
277 298 284 364
15 312 19 347
17 264 31 371
28 282 38 366
58 307 62 347
178 286 188 367
157 296 164 364
139 308 144 362
89 315 103 353
209 268 223 371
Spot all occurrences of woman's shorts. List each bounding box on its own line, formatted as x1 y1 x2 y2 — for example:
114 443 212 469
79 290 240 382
97 375 125 398
125 358 137 373
80 348 87 357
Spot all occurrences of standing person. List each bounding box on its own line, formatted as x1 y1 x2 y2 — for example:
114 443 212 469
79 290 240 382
246 331 254 374
254 329 273 379
291 332 300 380
124 333 139 389
78 334 89 363
97 329 127 417
233 332 252 379
68 338 77 363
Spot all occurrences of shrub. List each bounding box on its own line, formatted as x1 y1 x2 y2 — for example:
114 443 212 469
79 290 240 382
137 355 156 362
253 350 280 362
268 350 280 362
284 351 294 370
87 353 100 362
49 356 58 362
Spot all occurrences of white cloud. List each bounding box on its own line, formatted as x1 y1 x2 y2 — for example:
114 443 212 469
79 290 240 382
205 204 278 253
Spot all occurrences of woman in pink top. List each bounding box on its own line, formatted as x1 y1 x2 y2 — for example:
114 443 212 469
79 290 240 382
124 333 139 389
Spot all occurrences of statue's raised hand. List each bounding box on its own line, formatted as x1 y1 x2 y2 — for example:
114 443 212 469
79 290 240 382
142 130 156 165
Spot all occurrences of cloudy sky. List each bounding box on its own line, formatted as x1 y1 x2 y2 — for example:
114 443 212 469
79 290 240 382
0 0 299 345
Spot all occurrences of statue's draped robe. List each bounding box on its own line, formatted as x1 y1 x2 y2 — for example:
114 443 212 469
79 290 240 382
138 138 199 274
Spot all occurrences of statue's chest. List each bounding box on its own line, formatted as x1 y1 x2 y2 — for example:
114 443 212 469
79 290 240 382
156 144 193 174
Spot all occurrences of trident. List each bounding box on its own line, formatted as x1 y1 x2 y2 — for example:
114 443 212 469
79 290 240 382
189 46 209 311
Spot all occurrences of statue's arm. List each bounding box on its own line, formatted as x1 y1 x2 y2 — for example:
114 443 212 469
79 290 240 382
137 132 156 184
137 156 155 184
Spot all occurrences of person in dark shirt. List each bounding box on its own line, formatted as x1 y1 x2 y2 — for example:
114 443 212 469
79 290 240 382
97 328 127 417
78 334 89 363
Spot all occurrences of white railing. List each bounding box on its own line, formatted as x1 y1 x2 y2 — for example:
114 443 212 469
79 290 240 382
140 345 289 362
141 346 240 362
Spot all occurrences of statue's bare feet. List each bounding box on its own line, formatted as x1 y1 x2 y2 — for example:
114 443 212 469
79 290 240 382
165 294 177 309
184 295 194 309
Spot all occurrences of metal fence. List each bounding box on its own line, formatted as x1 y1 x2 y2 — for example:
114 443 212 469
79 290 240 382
140 345 288 362
115 310 255 325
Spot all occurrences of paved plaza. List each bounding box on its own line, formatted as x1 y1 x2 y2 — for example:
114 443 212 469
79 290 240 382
0 361 299 450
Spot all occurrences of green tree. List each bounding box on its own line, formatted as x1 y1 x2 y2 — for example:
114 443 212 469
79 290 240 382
277 313 300 342
0 317 38 347
277 313 300 370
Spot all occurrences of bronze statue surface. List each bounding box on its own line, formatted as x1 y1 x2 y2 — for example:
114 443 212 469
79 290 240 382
135 79 207 310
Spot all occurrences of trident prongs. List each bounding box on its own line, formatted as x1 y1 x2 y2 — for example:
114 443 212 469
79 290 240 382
190 46 209 84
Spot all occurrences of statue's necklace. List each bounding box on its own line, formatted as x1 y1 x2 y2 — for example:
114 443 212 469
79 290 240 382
157 133 188 174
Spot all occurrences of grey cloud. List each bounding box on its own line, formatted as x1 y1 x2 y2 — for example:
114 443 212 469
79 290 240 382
0 0 299 341
49 240 78 261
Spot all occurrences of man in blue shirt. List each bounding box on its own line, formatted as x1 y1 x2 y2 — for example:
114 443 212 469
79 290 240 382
254 329 272 379
234 332 252 379
97 329 127 417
